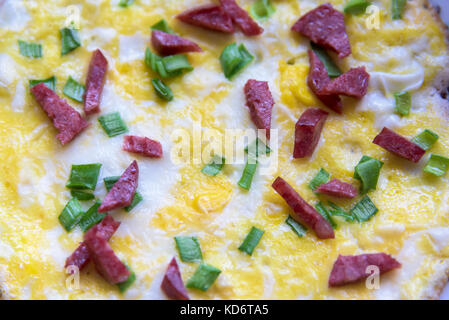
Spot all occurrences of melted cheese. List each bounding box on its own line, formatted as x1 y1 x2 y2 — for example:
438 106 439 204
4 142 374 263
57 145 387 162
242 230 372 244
0 0 449 300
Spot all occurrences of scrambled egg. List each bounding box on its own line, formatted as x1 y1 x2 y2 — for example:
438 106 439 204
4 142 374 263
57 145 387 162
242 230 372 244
0 0 449 299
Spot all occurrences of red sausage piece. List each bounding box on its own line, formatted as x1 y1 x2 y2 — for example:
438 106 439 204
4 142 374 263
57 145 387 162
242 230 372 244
292 3 351 58
329 253 401 287
272 177 335 239
31 83 89 145
98 160 139 212
373 127 425 163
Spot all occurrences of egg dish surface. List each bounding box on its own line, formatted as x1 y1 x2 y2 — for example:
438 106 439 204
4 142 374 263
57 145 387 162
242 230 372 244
1 0 449 300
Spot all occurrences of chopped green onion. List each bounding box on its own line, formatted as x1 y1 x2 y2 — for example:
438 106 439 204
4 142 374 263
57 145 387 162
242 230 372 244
60 28 81 56
117 262 136 292
175 236 203 262
66 163 102 190
152 79 173 101
285 216 307 237
250 0 275 20
311 43 342 78
145 49 192 78
354 156 383 194
328 202 355 222
411 129 439 151
308 168 331 191
186 263 221 291
350 195 378 222
63 76 85 103
98 112 129 137
119 0 134 7
29 76 56 91
315 202 337 229
220 43 254 80
18 40 42 58
344 0 371 15
423 154 449 177
245 138 271 158
58 198 84 232
238 158 258 190
103 176 143 212
392 0 407 20
163 54 193 74
78 201 106 232
151 19 175 34
70 190 95 201
238 227 264 255
201 155 225 177
394 91 411 116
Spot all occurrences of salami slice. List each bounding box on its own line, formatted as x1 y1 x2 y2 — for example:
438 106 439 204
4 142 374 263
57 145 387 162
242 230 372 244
373 127 426 163
177 5 235 33
98 161 139 212
65 215 120 272
324 67 370 98
152 30 202 56
292 3 351 58
31 83 89 145
161 258 190 300
272 177 335 239
314 179 358 198
123 135 163 158
84 231 130 284
329 253 401 287
84 49 108 116
307 50 342 114
219 0 263 36
293 108 328 158
244 79 274 139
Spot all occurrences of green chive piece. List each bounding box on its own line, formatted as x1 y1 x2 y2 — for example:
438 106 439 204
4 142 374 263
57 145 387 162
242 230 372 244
424 154 449 177
315 202 337 229
151 19 175 34
70 190 95 201
310 43 342 78
63 76 85 103
60 28 81 56
186 263 221 291
350 195 378 222
245 138 271 158
103 176 143 212
328 202 355 222
354 156 383 194
394 91 411 116
201 155 225 177
145 49 192 78
119 0 134 7
66 164 102 190
152 79 173 101
392 0 407 20
250 0 275 20
98 112 129 137
163 54 193 74
58 198 84 232
344 0 371 15
220 43 254 80
175 236 203 262
411 129 439 151
285 216 307 237
18 40 42 58
29 76 56 91
117 262 136 292
308 168 331 191
238 227 264 255
238 158 258 190
78 201 106 232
